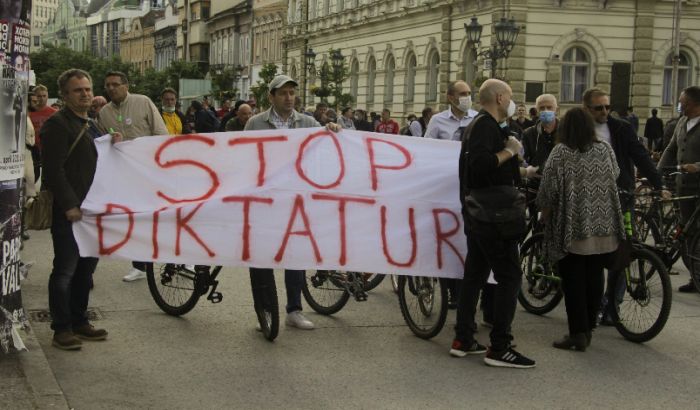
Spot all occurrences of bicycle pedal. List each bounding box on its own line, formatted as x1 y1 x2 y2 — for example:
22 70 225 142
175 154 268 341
207 292 223 303
353 291 368 302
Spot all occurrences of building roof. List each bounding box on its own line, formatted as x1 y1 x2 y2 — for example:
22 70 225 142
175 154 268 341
86 0 110 14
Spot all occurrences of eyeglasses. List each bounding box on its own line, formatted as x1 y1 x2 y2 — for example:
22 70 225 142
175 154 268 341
588 104 611 112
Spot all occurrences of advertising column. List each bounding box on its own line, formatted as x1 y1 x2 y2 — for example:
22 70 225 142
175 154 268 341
0 0 31 353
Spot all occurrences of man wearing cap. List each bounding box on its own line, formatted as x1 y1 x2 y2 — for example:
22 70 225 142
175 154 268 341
246 75 341 330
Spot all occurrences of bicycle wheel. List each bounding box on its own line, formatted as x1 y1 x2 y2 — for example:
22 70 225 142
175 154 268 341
249 270 279 341
610 247 672 343
390 274 399 293
689 232 700 292
517 233 563 315
363 273 386 291
302 270 350 315
397 275 448 339
146 263 201 316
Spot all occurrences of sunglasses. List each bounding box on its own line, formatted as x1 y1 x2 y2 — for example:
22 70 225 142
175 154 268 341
589 104 611 112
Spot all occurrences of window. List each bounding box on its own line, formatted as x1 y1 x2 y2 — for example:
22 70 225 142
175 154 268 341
350 59 359 99
561 46 590 103
367 57 376 103
405 53 416 102
336 0 343 13
663 51 694 105
426 50 439 102
384 55 395 104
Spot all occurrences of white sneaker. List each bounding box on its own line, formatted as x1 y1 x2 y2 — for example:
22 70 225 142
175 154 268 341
123 268 146 282
285 311 314 330
255 322 262 332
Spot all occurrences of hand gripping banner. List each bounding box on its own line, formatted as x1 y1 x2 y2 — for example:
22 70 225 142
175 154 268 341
74 129 466 278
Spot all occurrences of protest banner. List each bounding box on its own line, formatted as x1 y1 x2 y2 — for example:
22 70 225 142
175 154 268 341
74 129 467 278
0 0 30 353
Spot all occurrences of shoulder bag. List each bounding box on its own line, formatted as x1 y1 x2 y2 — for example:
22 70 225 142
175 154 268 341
25 122 89 231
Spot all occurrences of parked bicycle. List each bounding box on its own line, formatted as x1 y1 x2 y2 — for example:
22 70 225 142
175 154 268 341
146 264 279 341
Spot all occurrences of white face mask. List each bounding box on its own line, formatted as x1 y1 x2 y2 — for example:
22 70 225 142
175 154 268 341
162 105 176 113
506 99 516 118
457 96 472 113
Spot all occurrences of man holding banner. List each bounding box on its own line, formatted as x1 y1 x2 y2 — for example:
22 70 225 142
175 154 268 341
245 74 341 330
42 69 111 350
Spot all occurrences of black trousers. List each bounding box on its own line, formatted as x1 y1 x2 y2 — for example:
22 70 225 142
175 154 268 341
558 253 606 335
455 233 522 351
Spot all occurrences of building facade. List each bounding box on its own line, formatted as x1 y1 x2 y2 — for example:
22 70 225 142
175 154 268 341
120 10 163 73
86 0 153 58
31 0 66 49
208 0 253 100
252 0 286 89
154 0 179 71
284 0 700 127
177 0 211 65
40 0 89 51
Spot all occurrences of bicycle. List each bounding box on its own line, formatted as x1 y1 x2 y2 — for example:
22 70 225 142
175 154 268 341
517 192 672 343
146 264 279 341
396 275 449 339
634 168 700 284
302 270 371 315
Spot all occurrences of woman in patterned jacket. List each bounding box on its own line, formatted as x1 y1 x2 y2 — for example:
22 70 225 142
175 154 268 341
537 107 625 352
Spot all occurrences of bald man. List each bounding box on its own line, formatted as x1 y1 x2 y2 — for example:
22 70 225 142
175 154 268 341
452 79 535 369
225 104 253 131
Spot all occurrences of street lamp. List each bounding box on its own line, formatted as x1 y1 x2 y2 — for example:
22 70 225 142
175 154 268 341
330 49 344 108
232 64 244 99
464 16 520 78
302 47 317 106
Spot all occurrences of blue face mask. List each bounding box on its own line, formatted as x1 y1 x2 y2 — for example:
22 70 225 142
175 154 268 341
539 110 556 124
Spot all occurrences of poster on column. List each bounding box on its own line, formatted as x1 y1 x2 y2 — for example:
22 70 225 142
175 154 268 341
74 129 468 279
0 0 30 353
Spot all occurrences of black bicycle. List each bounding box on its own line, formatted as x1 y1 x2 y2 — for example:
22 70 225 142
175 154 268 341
146 264 279 341
397 275 449 339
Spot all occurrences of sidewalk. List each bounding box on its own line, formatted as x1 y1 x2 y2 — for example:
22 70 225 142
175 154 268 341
0 325 69 409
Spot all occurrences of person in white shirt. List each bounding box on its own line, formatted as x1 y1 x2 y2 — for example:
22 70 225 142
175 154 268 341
424 80 478 141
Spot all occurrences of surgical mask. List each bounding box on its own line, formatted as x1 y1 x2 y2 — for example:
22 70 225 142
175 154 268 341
458 96 472 112
163 105 176 113
506 100 516 118
677 102 683 114
539 110 556 124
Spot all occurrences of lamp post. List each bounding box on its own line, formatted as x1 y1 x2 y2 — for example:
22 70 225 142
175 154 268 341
464 16 520 79
232 64 244 99
330 49 344 109
303 47 317 106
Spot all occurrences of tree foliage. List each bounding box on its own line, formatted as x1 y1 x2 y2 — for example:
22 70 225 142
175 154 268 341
30 45 206 103
249 63 279 111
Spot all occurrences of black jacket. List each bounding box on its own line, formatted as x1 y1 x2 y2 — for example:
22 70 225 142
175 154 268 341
607 116 662 190
522 121 557 168
41 108 100 214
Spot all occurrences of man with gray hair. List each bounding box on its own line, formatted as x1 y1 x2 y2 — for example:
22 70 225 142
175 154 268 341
452 78 535 369
521 93 559 179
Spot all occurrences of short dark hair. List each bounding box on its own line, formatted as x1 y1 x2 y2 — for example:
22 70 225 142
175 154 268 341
651 108 658 116
161 87 177 98
316 102 328 109
382 108 391 115
559 107 596 152
105 71 129 85
682 86 700 105
57 69 92 97
342 106 353 115
446 80 468 96
421 107 433 118
582 87 608 107
190 100 203 111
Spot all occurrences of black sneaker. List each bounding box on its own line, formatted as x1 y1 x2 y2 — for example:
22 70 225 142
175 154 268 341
450 339 487 357
678 280 698 293
484 347 536 369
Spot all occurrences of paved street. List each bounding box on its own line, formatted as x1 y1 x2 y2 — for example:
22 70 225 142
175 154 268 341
10 229 700 409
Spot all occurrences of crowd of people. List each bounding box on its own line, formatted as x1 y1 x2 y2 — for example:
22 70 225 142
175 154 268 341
23 67 699 370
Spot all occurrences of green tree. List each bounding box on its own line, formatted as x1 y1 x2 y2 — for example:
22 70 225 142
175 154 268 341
249 63 279 111
210 66 239 103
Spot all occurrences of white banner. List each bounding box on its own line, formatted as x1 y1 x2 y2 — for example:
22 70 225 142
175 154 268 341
74 129 466 278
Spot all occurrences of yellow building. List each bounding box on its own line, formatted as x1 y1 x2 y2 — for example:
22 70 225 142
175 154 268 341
120 10 162 73
284 0 700 126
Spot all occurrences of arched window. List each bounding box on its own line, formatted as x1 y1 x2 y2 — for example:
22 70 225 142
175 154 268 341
350 59 359 99
367 56 376 103
561 46 590 103
463 47 476 88
384 55 395 104
663 50 694 105
426 50 440 102
405 53 416 102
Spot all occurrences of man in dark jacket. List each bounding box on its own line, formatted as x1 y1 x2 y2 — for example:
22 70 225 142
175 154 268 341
42 69 111 350
191 100 220 132
582 88 664 195
644 108 664 152
522 94 559 177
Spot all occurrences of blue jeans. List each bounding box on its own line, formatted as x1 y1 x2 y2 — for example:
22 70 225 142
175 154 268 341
48 211 99 333
249 268 304 313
